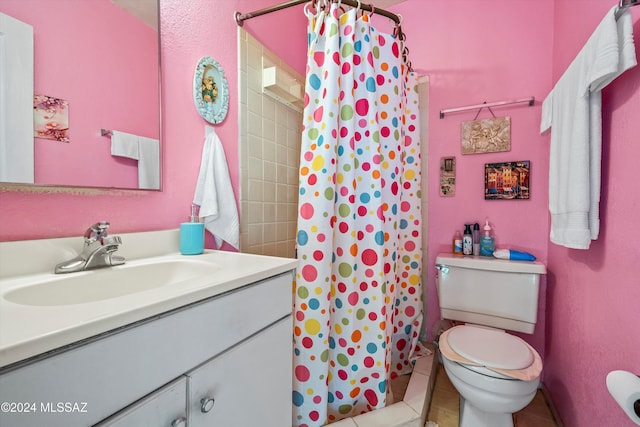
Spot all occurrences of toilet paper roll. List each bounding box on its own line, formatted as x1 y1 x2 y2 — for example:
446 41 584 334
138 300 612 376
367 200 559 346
606 370 640 425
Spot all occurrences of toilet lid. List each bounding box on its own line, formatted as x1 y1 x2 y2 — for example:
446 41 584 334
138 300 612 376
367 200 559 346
447 326 534 370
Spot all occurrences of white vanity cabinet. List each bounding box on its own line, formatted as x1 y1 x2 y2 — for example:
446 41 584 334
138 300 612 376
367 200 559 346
0 271 294 427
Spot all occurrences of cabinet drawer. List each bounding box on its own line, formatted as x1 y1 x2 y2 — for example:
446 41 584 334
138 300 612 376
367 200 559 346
0 271 293 427
94 377 187 427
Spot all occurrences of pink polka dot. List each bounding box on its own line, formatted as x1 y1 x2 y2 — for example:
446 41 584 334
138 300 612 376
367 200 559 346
302 265 318 281
310 411 320 422
401 201 411 212
348 292 359 306
317 233 326 242
313 250 324 261
304 151 313 161
295 365 311 382
404 241 415 251
300 203 314 219
302 337 313 348
396 339 407 351
355 99 369 116
364 356 374 367
364 389 378 406
361 249 378 266
314 106 324 122
405 306 415 317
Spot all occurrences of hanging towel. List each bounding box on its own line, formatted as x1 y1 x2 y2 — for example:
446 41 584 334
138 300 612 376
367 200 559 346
110 130 139 160
138 136 160 190
540 6 636 249
193 127 239 250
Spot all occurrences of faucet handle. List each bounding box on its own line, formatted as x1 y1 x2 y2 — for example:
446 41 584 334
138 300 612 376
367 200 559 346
84 221 110 243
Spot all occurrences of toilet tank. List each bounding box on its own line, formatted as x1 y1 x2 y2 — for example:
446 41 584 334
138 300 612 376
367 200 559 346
435 253 546 334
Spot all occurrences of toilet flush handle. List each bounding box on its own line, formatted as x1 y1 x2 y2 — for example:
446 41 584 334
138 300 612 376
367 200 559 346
435 264 449 274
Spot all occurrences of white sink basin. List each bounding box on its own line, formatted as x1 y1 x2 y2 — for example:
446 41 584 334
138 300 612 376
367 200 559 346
4 258 219 306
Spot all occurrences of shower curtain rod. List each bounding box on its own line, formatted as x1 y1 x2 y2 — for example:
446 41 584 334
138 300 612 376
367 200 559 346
235 0 401 27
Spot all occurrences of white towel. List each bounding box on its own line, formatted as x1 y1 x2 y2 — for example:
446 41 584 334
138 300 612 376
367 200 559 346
540 6 636 249
193 127 239 250
138 136 160 190
110 130 139 159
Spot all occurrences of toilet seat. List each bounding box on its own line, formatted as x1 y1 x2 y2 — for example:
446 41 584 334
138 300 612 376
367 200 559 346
447 325 533 370
439 325 542 381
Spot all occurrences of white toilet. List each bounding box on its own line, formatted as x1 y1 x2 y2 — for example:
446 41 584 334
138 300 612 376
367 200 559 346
435 253 546 427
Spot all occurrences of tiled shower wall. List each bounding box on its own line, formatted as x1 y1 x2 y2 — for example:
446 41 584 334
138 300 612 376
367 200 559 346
238 28 302 257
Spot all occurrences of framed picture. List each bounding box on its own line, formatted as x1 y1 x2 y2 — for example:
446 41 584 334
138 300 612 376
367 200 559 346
484 160 530 200
34 94 69 143
193 56 229 124
461 116 511 154
440 156 456 196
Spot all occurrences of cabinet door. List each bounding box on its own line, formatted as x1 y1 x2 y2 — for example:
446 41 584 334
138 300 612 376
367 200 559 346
94 376 187 427
188 316 292 427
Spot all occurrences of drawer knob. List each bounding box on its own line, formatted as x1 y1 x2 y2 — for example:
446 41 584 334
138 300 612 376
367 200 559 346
201 397 215 413
171 417 187 427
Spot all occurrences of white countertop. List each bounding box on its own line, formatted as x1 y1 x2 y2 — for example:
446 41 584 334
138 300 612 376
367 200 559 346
0 230 298 369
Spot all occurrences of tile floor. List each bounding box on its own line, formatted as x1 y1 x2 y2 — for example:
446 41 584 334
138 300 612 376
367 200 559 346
426 364 560 427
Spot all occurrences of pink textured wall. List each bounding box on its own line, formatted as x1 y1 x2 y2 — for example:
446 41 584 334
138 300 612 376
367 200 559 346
543 1 640 426
1 0 158 188
0 0 306 244
391 0 554 358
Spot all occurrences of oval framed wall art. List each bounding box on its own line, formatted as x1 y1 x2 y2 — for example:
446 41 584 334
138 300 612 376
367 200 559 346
193 56 229 124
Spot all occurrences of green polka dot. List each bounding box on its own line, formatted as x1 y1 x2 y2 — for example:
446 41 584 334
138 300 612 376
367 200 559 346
341 43 353 58
308 128 319 140
339 405 352 415
341 105 354 121
297 286 309 299
338 263 353 278
337 353 349 366
356 308 366 320
324 187 335 201
338 203 350 218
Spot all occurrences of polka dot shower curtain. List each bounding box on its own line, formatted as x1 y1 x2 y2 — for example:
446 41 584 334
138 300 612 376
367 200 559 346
293 3 423 426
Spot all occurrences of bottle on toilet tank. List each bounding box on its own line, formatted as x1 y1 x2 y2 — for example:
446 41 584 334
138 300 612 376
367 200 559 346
452 230 463 255
472 223 480 256
480 219 495 257
463 224 473 255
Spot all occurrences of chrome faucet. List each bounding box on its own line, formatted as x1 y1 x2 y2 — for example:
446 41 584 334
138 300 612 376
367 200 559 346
54 221 125 274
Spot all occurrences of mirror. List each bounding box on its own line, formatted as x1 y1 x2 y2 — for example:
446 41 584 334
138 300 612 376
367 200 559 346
0 0 160 190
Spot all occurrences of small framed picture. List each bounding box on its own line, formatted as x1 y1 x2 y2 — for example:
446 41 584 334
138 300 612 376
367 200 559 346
440 156 456 196
462 116 511 154
484 160 530 200
193 56 229 124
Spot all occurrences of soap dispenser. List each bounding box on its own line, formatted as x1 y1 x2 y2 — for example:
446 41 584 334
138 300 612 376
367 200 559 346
479 219 495 257
180 204 205 255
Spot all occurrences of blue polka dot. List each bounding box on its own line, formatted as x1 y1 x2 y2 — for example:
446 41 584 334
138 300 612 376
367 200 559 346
366 77 376 92
309 298 320 309
360 193 370 203
293 391 304 407
297 230 308 245
309 73 322 90
367 343 377 354
375 231 384 245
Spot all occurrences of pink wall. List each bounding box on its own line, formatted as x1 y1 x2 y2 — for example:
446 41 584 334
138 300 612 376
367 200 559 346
1 0 158 188
0 0 306 244
543 1 640 426
2 1 638 425
390 0 554 357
